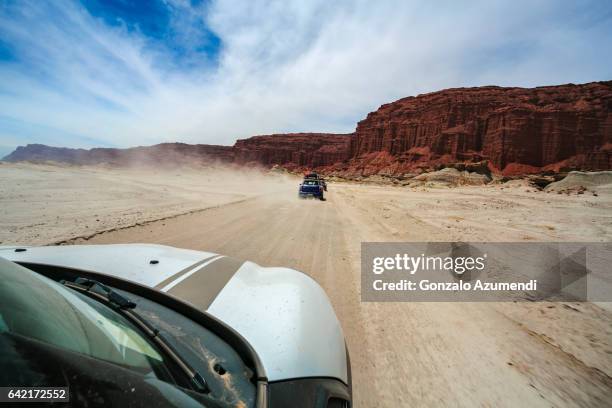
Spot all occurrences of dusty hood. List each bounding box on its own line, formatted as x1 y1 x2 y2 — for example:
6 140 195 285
0 244 348 384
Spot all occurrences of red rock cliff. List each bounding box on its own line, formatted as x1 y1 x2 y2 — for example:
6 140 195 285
347 81 612 176
233 133 352 170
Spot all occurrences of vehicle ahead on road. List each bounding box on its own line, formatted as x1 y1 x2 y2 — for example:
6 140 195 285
0 244 351 408
299 178 325 200
304 172 327 191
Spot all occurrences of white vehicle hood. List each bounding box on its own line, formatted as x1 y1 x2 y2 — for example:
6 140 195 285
0 244 348 384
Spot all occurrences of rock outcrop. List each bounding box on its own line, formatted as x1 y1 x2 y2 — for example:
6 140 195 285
408 168 491 187
346 81 612 176
232 133 352 170
544 171 612 194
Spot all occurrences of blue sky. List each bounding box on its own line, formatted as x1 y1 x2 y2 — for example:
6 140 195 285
0 0 611 158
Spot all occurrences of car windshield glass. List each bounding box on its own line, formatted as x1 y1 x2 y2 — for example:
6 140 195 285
111 287 257 407
303 180 318 185
0 257 170 379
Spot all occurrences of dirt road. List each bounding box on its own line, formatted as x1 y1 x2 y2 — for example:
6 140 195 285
77 183 612 407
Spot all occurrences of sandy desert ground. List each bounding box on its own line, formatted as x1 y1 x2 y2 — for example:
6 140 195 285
1 162 612 407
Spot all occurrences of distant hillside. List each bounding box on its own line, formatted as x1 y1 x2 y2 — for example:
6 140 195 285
3 133 351 169
2 143 234 166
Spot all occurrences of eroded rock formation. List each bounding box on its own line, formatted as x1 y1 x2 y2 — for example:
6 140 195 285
232 133 352 170
345 81 612 176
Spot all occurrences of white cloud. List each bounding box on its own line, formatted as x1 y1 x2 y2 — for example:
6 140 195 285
0 0 610 149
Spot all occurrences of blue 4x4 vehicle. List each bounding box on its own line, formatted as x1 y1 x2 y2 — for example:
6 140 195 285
304 173 327 191
299 179 325 200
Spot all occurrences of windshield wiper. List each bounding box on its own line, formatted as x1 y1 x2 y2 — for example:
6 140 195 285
70 277 137 309
61 277 210 394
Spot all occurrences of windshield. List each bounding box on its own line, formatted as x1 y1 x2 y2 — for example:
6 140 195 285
0 257 170 380
303 180 319 186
